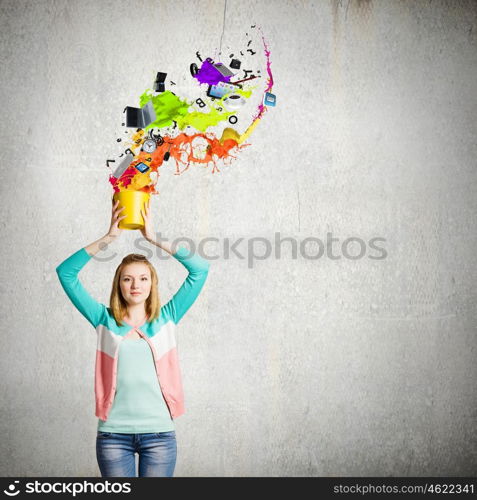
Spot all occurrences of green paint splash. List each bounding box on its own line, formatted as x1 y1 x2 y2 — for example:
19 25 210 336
176 106 234 132
139 89 240 132
139 90 190 129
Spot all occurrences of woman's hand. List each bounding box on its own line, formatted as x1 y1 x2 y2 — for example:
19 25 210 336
140 198 155 242
107 199 126 238
139 199 176 255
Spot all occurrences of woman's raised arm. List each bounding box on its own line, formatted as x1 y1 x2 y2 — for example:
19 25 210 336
139 199 210 324
85 199 126 256
56 199 126 328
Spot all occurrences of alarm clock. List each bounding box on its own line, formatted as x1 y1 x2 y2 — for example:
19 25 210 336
142 139 157 153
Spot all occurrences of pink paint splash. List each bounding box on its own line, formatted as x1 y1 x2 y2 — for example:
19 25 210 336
235 27 275 145
253 28 274 122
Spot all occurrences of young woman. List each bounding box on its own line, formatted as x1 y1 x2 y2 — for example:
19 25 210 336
55 199 210 477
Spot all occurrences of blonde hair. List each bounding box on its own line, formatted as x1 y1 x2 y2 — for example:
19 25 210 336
109 254 161 327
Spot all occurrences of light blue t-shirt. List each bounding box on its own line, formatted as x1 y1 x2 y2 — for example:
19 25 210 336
97 337 175 433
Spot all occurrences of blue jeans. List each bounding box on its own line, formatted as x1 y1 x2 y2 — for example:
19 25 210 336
96 431 177 477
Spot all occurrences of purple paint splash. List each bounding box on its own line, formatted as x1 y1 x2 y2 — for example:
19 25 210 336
195 59 232 85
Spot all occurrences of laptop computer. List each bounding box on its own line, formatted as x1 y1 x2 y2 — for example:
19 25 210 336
125 101 156 128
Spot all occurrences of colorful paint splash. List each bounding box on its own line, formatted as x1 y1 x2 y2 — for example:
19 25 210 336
107 25 275 195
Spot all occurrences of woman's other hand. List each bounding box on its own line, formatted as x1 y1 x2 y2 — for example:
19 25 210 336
140 199 154 242
107 199 126 238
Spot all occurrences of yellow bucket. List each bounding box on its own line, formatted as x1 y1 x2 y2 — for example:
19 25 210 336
113 190 150 230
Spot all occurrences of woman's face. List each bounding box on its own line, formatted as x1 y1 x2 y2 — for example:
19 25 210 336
119 263 152 306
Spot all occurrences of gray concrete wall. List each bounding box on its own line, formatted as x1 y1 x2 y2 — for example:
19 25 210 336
0 0 476 477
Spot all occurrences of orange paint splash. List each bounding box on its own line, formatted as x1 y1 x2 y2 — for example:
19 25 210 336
109 131 249 193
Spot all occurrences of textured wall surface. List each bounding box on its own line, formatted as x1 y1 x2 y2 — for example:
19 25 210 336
0 0 476 477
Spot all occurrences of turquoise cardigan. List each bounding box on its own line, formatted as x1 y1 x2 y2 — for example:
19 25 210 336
56 246 210 422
